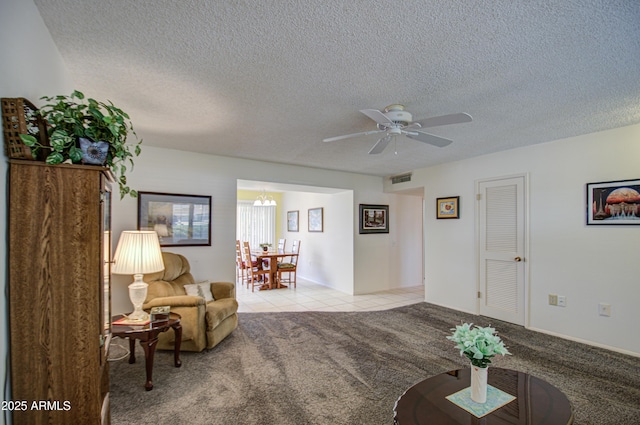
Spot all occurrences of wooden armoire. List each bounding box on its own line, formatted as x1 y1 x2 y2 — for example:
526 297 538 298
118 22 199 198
8 160 112 424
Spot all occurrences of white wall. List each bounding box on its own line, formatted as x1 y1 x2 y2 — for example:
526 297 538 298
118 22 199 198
353 187 424 294
280 190 355 293
390 194 424 289
385 124 640 356
1 1 74 422
112 145 422 312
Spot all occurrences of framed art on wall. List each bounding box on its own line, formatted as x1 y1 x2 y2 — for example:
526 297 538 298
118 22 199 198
436 196 460 219
287 210 299 232
308 207 323 232
359 204 389 234
586 178 640 225
138 191 212 246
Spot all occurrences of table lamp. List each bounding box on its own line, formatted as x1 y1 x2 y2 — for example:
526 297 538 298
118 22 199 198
112 230 165 321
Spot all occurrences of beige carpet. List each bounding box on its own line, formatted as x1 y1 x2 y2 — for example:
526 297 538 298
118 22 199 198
109 302 640 424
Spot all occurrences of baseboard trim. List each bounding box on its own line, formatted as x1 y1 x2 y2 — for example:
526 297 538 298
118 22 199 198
425 300 478 317
425 300 640 358
527 326 640 358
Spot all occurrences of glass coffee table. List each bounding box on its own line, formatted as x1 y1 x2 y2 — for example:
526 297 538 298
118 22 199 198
111 312 182 391
394 367 574 424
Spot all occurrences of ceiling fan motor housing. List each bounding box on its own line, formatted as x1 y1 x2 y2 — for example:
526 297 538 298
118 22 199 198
383 104 412 125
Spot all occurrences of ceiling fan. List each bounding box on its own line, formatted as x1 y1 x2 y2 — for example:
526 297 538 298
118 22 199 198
323 104 472 154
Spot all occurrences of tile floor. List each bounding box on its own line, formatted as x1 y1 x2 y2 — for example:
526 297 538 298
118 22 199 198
236 277 424 313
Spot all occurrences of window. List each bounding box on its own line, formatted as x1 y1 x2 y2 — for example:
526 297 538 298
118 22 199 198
237 201 276 249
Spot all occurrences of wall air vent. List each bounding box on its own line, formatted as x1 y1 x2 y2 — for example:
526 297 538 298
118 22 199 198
391 173 412 184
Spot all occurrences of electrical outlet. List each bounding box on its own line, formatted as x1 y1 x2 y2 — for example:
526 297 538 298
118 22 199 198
557 296 566 307
598 303 611 317
548 294 558 306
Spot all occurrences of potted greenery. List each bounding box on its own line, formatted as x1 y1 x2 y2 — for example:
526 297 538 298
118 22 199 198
259 243 272 252
447 323 511 403
19 90 142 198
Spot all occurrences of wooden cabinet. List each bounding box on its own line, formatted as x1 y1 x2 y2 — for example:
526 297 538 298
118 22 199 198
8 160 112 425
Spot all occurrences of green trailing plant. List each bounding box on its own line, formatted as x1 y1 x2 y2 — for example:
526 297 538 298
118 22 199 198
447 323 511 368
19 90 142 198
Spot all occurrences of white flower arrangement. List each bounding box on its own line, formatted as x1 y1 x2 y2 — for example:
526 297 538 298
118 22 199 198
447 323 511 368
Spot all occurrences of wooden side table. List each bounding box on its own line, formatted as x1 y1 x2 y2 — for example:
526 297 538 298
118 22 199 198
111 312 182 391
394 367 574 424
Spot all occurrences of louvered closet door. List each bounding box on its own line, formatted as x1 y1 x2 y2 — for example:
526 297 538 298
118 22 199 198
478 175 526 325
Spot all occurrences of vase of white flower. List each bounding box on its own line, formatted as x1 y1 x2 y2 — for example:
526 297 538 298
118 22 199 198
447 323 511 403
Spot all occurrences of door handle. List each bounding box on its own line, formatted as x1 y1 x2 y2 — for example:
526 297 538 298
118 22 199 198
514 256 522 262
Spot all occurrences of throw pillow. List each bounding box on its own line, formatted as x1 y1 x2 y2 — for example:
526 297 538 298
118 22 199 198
197 281 215 302
184 283 201 297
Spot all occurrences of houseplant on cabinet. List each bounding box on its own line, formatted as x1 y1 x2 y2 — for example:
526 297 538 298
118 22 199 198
19 90 142 198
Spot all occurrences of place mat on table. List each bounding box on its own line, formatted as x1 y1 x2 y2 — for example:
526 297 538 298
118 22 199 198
445 385 516 418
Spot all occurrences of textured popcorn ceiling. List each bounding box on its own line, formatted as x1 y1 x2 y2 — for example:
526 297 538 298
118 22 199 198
33 1 640 177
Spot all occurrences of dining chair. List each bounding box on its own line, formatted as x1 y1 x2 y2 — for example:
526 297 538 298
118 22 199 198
243 240 262 265
235 240 247 285
277 238 286 253
240 241 260 288
277 240 300 288
243 244 272 292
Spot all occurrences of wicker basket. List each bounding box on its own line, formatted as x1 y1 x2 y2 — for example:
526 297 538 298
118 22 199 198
1 97 48 160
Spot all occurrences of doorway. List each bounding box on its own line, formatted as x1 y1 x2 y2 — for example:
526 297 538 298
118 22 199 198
477 174 528 326
236 180 355 294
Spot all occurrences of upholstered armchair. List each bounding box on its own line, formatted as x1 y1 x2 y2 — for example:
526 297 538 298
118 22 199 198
143 252 238 352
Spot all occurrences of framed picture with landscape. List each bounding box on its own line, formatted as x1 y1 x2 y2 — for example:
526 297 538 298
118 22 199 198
287 210 299 232
586 178 640 225
138 191 212 246
359 204 389 234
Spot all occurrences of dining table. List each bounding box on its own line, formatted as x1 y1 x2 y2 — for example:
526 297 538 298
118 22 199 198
252 250 298 289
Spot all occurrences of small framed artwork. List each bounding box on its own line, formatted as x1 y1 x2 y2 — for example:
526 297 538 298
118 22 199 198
287 210 299 232
138 191 212 246
359 204 389 234
436 196 460 219
308 207 323 232
586 178 640 225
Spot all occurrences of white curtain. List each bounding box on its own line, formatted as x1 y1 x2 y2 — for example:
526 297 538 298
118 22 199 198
236 201 276 250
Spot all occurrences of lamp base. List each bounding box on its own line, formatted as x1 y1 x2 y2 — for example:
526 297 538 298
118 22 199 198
127 278 150 322
126 309 150 322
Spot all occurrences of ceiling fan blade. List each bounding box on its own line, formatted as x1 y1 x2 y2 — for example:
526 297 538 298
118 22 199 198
414 112 472 128
323 129 384 142
405 130 453 147
360 109 393 126
368 134 393 154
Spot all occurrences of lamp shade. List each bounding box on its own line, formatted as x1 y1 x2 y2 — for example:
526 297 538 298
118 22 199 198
112 231 164 275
